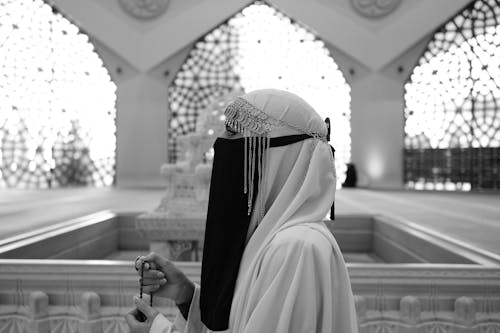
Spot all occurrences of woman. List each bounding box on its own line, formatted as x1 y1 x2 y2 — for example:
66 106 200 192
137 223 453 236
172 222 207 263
126 89 358 333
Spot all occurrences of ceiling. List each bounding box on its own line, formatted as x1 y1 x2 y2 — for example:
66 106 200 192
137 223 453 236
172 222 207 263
52 0 473 72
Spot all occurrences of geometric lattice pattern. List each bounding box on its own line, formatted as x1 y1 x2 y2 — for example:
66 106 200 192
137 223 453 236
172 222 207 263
168 1 351 185
404 0 500 191
0 0 117 188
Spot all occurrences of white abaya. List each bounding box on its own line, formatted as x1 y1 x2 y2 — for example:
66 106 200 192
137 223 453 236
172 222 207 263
151 223 357 333
149 90 358 333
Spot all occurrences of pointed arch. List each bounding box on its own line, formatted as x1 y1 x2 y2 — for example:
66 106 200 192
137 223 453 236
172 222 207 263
168 1 351 185
404 0 500 191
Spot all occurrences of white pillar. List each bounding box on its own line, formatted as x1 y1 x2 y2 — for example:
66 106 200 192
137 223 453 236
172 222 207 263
350 72 405 189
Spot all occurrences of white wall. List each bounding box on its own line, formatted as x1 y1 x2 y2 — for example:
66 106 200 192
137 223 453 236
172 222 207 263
94 40 192 187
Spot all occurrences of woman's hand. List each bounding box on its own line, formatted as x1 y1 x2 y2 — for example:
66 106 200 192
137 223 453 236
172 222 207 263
135 252 194 305
125 296 159 333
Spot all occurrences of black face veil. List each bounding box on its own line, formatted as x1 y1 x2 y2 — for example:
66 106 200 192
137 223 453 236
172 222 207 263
200 133 324 331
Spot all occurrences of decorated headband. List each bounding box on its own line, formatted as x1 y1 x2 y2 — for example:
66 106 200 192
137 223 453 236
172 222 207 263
224 97 328 221
225 97 328 140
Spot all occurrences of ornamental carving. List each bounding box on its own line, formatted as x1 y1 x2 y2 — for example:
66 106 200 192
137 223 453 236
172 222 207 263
1 262 500 332
118 0 170 20
350 0 402 18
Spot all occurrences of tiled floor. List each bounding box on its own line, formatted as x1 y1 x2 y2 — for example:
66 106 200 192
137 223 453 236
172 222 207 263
1 187 499 255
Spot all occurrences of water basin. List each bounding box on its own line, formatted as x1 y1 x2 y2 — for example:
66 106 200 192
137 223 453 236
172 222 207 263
1 211 498 266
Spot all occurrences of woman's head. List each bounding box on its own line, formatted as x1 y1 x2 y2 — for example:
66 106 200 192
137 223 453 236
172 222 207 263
220 89 332 222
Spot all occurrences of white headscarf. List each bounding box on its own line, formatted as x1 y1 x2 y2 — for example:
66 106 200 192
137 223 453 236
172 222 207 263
226 89 339 331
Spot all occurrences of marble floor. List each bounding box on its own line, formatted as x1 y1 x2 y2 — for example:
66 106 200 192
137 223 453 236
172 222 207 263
0 187 499 255
336 188 500 256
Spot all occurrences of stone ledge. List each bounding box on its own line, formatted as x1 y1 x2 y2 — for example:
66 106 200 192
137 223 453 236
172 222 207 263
0 260 499 332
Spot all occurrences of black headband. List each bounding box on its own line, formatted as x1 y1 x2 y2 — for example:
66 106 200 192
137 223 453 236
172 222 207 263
269 134 313 147
219 134 336 152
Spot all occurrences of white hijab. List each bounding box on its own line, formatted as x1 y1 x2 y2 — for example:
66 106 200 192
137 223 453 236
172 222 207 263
227 89 344 331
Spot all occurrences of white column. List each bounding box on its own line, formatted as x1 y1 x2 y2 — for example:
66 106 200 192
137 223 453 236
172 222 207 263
350 72 405 189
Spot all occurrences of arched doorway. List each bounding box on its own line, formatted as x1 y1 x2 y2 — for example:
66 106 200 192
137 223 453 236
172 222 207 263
168 1 351 185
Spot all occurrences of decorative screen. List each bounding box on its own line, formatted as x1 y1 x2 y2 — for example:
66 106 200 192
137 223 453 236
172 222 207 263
168 1 351 185
0 0 117 188
404 0 500 191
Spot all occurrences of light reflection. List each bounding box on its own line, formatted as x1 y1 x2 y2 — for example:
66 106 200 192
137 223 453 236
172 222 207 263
0 0 116 188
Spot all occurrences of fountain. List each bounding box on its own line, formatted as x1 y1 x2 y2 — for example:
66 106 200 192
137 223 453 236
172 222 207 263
135 92 240 260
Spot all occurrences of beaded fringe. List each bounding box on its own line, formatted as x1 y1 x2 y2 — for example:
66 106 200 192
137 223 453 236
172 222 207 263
225 97 328 141
244 134 270 220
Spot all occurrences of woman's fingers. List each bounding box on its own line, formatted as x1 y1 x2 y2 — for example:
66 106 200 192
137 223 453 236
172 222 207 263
134 296 159 319
135 256 159 273
140 269 166 286
147 261 158 270
125 311 140 327
143 252 169 269
143 285 160 293
135 256 148 271
142 269 164 279
141 277 166 286
134 257 143 271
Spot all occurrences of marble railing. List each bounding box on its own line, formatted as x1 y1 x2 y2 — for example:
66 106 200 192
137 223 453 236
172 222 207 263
0 260 499 333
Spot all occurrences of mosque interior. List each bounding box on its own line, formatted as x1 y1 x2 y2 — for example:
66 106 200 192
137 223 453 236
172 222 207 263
0 0 500 332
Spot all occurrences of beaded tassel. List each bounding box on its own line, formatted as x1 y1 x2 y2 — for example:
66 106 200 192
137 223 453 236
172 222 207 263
262 137 270 221
256 137 270 222
247 136 254 215
257 136 262 217
244 134 248 194
243 134 271 221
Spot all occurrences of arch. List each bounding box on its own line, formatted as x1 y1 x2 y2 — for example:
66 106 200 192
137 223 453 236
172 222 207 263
0 0 117 188
404 0 500 191
168 1 351 185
